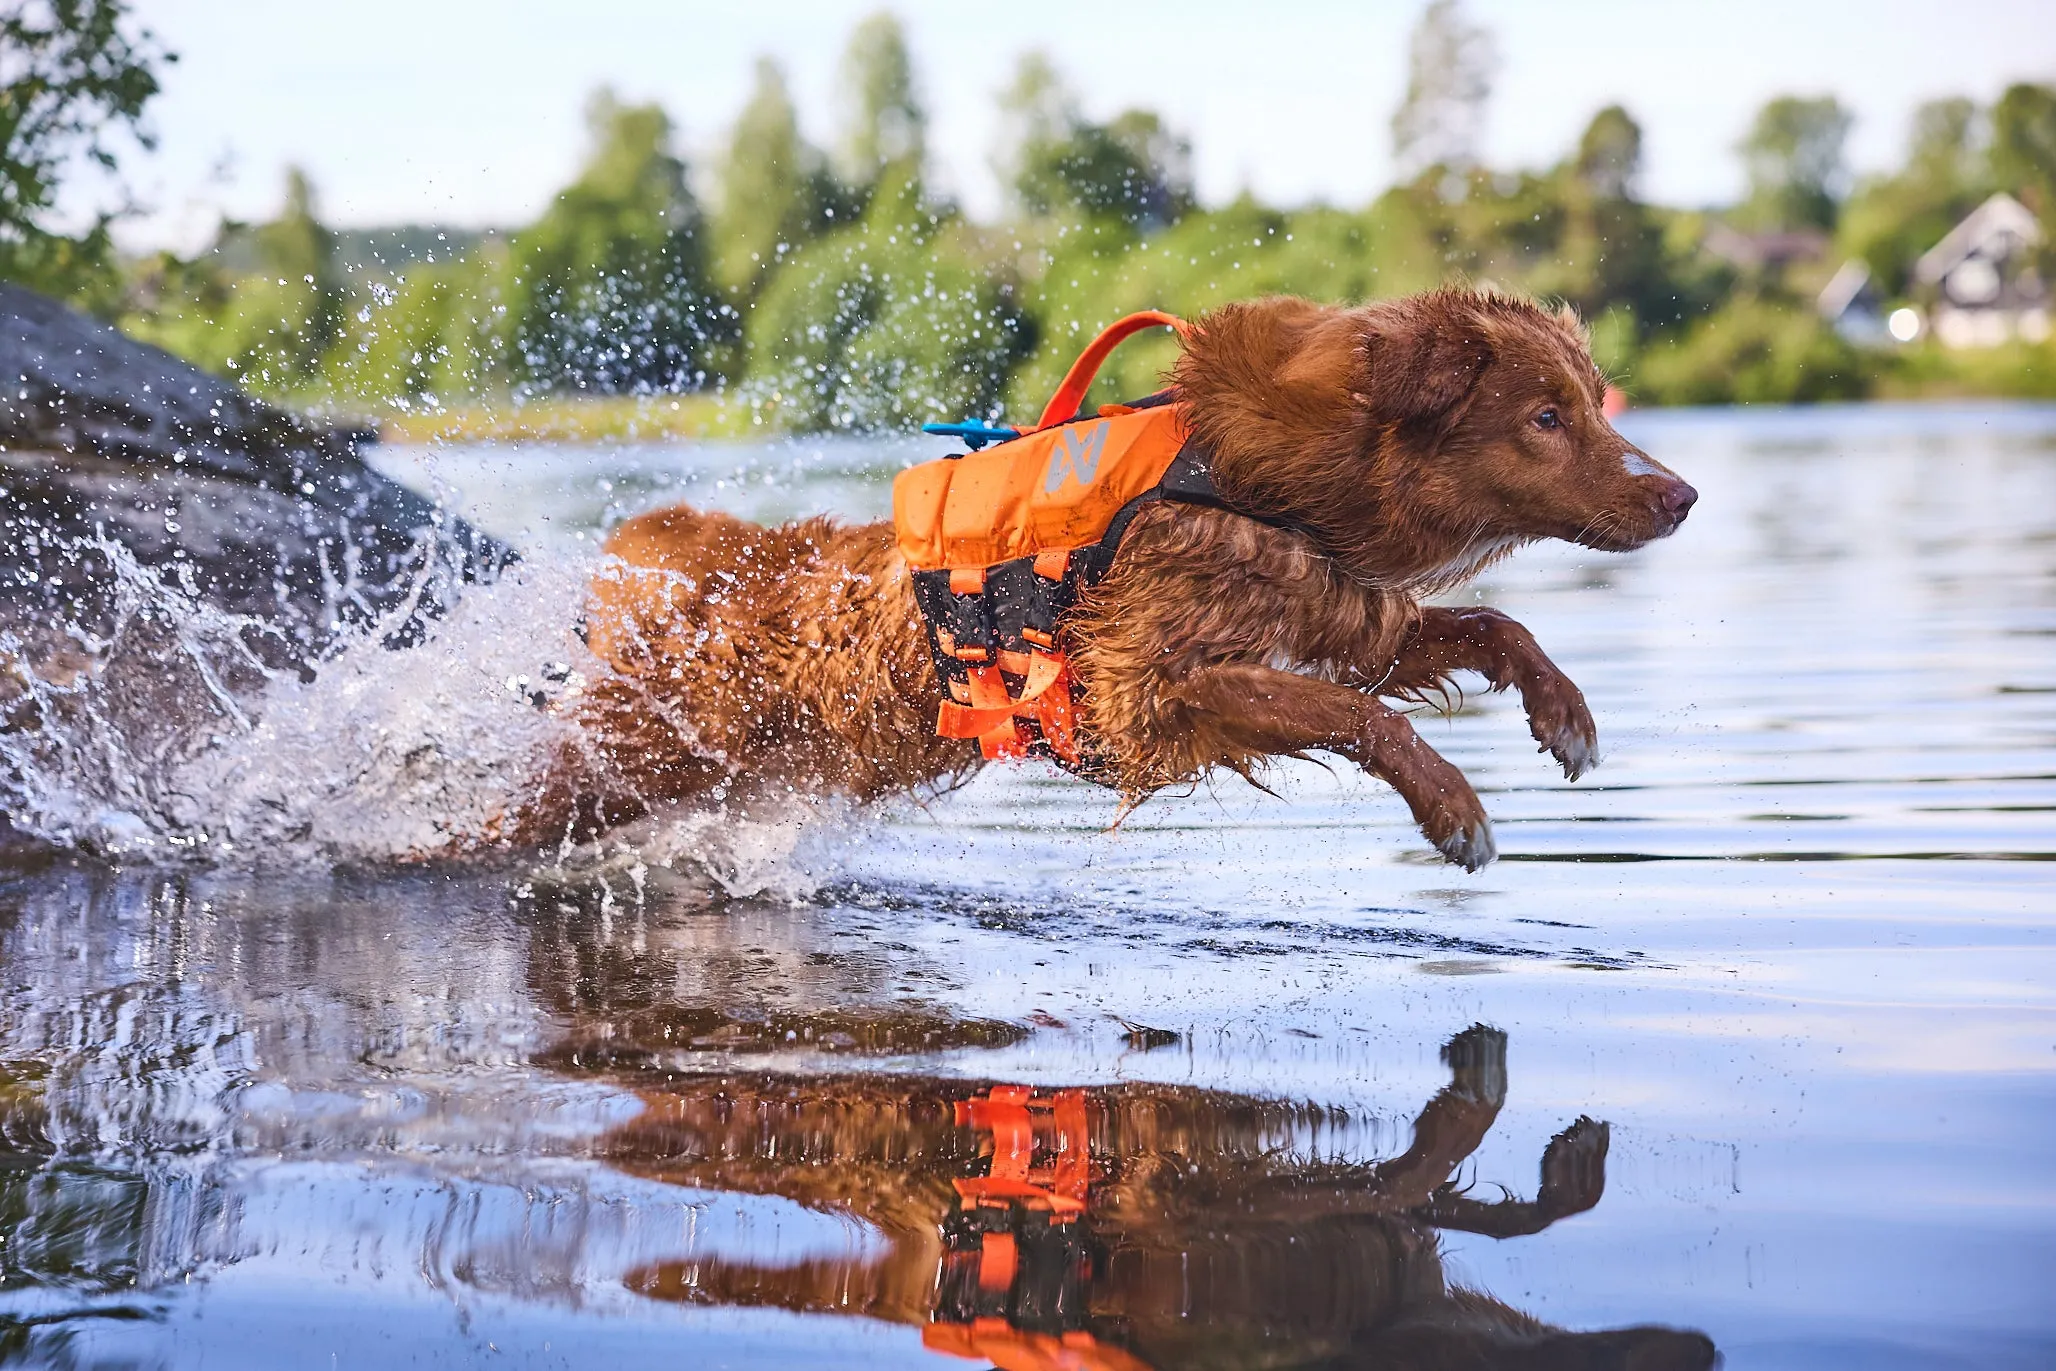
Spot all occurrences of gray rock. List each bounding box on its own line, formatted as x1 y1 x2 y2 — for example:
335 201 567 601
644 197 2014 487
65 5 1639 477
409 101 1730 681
0 282 511 663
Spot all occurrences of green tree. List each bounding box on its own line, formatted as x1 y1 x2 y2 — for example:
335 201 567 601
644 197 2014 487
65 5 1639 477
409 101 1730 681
0 0 170 303
311 244 513 410
1390 0 1496 184
995 53 1192 230
1907 97 1983 190
506 90 728 394
1636 295 1868 404
837 12 925 195
1991 82 2056 229
250 167 334 284
744 175 1029 431
209 167 344 390
713 57 839 299
1539 107 1672 331
123 168 346 398
1737 95 1854 232
1575 104 1642 202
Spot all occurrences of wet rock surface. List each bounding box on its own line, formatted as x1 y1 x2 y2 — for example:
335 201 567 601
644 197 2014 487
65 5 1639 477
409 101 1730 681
0 283 509 668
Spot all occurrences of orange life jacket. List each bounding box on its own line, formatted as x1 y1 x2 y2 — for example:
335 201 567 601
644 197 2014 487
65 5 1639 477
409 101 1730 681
893 312 1246 772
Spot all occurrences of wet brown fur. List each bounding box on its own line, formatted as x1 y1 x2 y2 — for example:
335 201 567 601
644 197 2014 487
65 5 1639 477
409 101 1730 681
526 512 966 836
536 287 1696 867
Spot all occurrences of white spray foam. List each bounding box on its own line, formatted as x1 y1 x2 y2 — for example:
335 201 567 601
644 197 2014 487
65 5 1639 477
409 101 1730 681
161 559 593 861
2 537 842 896
556 794 848 907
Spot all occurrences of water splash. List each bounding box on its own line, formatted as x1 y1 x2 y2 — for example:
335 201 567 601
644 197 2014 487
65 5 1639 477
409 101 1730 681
1 533 837 896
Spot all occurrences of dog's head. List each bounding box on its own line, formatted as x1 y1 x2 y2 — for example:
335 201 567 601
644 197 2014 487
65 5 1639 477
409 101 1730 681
1176 289 1696 586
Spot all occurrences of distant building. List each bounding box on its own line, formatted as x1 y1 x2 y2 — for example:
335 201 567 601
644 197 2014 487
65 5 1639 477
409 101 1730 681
1914 193 2048 348
1703 224 1829 273
1816 259 1890 345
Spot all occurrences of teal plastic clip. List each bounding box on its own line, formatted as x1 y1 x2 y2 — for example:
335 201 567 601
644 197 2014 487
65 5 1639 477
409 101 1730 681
920 420 1022 451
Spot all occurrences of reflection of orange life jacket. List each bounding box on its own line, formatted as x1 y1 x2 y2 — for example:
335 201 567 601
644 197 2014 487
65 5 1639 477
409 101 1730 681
921 1085 1156 1371
894 312 1252 772
922 1323 1155 1371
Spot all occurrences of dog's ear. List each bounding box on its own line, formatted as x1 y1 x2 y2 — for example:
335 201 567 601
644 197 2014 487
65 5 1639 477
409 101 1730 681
1356 291 1493 432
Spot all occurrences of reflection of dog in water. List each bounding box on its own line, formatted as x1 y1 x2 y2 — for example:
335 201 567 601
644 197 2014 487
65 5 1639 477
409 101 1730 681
580 1025 1714 1370
527 288 1696 869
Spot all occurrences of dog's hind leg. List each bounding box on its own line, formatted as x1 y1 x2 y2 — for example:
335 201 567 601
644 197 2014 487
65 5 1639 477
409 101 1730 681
1163 660 1495 870
1380 607 1599 781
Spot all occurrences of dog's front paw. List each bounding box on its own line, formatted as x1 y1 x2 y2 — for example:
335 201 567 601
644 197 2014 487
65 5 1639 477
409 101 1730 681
1440 1024 1509 1105
1430 813 1497 872
1536 1115 1610 1219
1526 681 1600 781
1541 716 1599 781
1369 720 1497 871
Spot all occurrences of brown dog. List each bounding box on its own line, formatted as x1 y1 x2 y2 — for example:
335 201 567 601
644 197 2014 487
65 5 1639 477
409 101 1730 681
540 288 1695 868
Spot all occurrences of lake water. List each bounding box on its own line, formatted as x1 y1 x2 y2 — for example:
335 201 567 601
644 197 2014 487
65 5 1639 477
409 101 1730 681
2 403 2053 1369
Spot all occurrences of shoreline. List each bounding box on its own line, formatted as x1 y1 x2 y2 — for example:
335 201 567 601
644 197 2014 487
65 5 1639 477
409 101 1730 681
361 387 2056 448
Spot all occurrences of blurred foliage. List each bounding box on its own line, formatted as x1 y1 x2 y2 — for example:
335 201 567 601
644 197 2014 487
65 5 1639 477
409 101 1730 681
1873 332 2056 400
504 91 729 395
15 2 2056 430
739 169 1031 430
0 0 168 305
996 53 1193 232
836 12 925 196
1736 95 1854 233
1636 294 1870 405
711 58 848 300
1837 98 1992 296
1991 82 2056 279
1390 0 1496 183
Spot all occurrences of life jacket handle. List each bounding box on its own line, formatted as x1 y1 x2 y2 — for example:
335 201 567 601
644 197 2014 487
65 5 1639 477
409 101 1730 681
1034 310 1192 431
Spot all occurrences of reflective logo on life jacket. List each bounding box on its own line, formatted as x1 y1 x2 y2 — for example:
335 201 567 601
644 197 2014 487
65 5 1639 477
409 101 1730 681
1043 420 1109 494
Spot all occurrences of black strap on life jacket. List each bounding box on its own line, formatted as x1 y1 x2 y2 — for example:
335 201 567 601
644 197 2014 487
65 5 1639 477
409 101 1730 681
909 405 1308 778
1063 439 1306 587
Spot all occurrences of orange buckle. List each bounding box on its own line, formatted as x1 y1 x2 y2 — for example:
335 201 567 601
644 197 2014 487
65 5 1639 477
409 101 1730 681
949 567 987 596
934 651 1082 765
951 1085 1091 1220
939 664 1027 759
1032 549 1071 581
977 1232 1018 1293
1021 626 1056 650
965 664 1012 710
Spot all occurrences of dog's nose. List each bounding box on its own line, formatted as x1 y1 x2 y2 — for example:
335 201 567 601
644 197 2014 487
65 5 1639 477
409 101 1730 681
1659 479 1698 524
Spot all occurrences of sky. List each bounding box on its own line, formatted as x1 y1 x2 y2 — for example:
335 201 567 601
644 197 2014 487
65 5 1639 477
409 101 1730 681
89 0 2056 253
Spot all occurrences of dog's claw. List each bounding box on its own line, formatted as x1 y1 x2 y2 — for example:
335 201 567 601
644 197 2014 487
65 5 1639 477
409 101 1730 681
1434 818 1497 872
1533 706 1600 782
1545 726 1600 782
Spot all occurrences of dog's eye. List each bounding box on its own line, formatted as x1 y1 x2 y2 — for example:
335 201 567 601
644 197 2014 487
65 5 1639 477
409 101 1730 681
1534 408 1562 431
